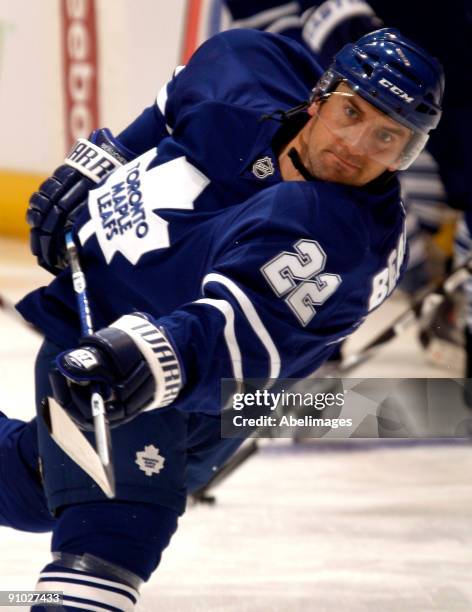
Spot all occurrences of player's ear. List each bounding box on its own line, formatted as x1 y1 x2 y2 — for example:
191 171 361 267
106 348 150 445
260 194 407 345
307 100 321 117
387 158 402 172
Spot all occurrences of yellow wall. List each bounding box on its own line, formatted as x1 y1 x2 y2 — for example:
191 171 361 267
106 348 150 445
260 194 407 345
0 171 45 239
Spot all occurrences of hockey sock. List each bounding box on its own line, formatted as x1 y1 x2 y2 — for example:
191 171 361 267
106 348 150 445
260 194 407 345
31 499 179 610
32 555 141 611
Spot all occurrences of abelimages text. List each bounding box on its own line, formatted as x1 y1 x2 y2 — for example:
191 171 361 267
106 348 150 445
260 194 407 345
232 414 353 428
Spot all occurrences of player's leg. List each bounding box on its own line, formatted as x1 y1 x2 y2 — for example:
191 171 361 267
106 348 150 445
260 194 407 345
33 339 189 610
31 500 178 611
35 339 186 510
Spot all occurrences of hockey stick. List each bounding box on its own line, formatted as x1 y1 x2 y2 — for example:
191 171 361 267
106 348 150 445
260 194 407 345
64 231 115 496
42 234 115 498
190 440 260 505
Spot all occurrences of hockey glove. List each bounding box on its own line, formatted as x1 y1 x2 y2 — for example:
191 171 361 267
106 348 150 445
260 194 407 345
49 314 183 429
27 128 135 274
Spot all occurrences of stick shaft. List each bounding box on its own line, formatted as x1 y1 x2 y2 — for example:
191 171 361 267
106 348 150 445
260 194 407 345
64 232 115 495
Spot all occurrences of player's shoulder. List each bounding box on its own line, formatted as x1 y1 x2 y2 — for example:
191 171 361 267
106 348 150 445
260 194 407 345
304 177 404 237
204 28 315 62
189 29 323 88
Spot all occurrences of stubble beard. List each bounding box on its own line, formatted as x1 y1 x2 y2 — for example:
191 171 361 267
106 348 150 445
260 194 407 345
306 149 360 185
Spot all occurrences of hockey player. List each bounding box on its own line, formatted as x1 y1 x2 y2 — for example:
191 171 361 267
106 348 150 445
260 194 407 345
3 28 442 610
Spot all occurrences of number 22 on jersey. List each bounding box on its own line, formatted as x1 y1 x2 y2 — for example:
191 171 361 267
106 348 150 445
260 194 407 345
261 239 341 326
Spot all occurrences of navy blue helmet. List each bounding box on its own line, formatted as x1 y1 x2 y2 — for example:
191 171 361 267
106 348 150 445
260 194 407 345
311 28 445 168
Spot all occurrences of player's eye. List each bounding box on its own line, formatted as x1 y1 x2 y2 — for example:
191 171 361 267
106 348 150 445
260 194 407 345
343 104 359 120
375 129 395 145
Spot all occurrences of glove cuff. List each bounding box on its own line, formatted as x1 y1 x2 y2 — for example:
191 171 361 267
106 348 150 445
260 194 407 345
64 128 134 184
90 127 136 164
110 313 182 409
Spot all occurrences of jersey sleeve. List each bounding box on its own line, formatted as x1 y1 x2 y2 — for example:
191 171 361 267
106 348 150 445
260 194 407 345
153 182 369 414
116 65 186 156
117 29 320 156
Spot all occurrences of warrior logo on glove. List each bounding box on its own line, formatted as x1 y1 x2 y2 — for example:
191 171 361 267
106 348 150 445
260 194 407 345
64 349 100 370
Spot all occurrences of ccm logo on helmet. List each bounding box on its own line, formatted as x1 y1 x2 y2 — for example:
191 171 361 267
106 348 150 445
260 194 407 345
378 79 414 103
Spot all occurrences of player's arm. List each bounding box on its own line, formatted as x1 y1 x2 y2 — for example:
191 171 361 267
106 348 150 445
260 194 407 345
49 184 367 428
26 63 188 275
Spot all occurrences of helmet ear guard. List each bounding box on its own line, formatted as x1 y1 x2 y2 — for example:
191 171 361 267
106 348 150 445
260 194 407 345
309 70 341 104
395 132 429 170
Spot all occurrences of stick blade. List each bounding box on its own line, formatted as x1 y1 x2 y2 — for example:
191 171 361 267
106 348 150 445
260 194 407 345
42 397 115 499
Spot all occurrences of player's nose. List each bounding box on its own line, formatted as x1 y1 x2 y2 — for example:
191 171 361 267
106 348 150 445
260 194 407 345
335 124 369 156
333 139 364 167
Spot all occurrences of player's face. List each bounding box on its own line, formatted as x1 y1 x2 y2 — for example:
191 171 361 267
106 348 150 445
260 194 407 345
300 83 412 186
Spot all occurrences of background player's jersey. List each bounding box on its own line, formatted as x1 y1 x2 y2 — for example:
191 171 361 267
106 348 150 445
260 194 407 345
17 30 407 414
225 0 381 68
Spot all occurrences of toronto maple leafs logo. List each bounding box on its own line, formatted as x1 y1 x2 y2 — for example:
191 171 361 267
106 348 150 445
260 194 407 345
78 150 210 265
135 444 165 477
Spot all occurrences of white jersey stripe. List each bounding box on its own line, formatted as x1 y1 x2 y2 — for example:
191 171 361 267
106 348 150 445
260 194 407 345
196 298 243 380
156 82 168 118
202 273 281 378
231 1 299 29
45 602 119 612
266 15 304 33
155 65 185 135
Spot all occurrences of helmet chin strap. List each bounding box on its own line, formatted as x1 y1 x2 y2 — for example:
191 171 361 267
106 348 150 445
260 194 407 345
259 101 310 123
287 147 316 181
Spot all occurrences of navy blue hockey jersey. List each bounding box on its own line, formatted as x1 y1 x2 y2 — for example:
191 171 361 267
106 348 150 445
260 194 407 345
17 30 407 414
